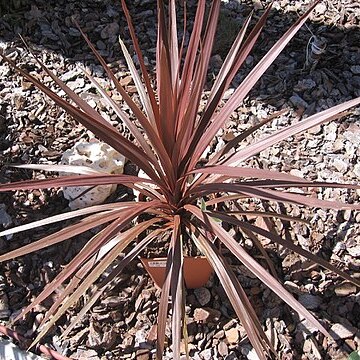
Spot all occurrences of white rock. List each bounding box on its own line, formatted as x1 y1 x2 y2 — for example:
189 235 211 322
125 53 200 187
135 329 147 347
347 246 360 258
353 164 360 178
289 169 303 178
199 349 212 360
0 339 42 359
324 123 337 141
315 3 326 14
343 125 360 145
332 158 348 173
60 139 125 209
330 322 357 340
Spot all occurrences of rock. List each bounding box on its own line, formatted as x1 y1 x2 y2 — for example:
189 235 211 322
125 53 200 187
135 349 150 360
214 330 225 339
193 308 221 323
332 138 344 152
122 334 134 347
290 94 309 109
194 287 211 306
330 322 357 340
223 319 237 331
199 348 213 360
343 125 360 145
245 55 254 66
138 9 153 17
284 281 302 295
353 164 360 178
324 122 338 141
146 324 157 343
67 77 85 91
61 69 81 82
223 131 235 142
100 22 120 40
333 241 346 255
73 348 100 360
350 65 360 75
0 292 10 319
332 158 348 173
87 323 103 348
298 293 322 310
218 341 229 357
294 78 316 92
225 328 239 344
103 296 123 307
289 169 303 178
60 139 126 209
0 204 12 228
209 54 223 69
0 339 43 360
334 283 357 296
240 344 260 360
351 76 360 88
302 338 312 353
102 328 117 349
135 329 147 347
223 88 235 101
96 40 106 50
224 352 238 360
297 319 319 337
347 246 360 257
314 3 327 14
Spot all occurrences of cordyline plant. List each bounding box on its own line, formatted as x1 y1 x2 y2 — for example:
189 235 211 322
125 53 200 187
0 0 360 358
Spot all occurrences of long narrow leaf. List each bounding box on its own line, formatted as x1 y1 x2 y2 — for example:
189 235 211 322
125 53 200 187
0 202 134 237
118 36 156 125
80 67 160 167
192 183 360 210
14 203 157 322
190 1 321 166
170 216 183 359
61 226 169 339
186 205 330 337
190 165 309 182
226 98 360 166
120 0 159 122
0 54 165 187
12 164 106 175
0 174 156 192
184 5 272 171
186 220 272 359
32 218 160 346
0 210 124 262
73 21 174 182
205 210 360 287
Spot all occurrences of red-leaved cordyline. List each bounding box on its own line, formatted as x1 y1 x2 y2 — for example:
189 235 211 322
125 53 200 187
0 0 359 358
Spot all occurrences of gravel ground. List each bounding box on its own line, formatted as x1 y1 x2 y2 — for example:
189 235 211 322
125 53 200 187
0 0 359 359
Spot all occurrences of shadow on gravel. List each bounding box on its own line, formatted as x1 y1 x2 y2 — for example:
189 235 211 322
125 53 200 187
1 0 360 101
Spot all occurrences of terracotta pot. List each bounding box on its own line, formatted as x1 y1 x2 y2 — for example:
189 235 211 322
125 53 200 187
140 256 212 289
